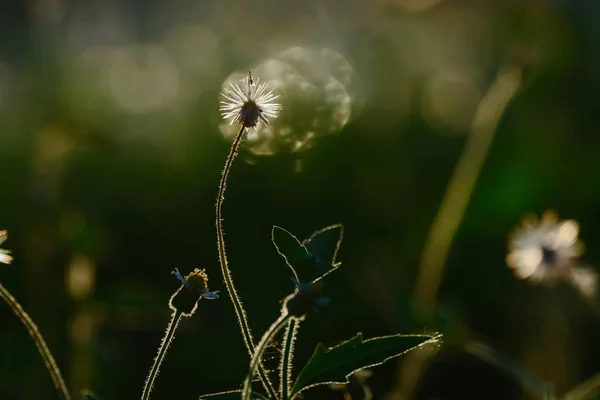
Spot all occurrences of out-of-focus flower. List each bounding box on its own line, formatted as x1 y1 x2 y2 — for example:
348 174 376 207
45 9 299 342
507 211 582 283
169 268 219 316
506 211 597 298
329 369 373 400
220 71 281 129
0 231 12 265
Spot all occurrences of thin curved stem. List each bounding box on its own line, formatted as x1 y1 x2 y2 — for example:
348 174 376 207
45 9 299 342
243 312 292 400
279 319 299 400
399 66 523 400
216 125 277 398
464 341 551 398
413 66 523 311
563 369 600 400
141 310 183 400
0 281 71 400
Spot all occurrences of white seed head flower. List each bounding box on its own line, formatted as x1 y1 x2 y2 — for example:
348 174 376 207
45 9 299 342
220 70 281 128
0 230 13 265
506 211 583 284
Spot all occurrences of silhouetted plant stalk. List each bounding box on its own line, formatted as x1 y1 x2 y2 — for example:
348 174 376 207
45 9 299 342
563 369 600 400
0 282 71 400
242 311 293 400
279 318 299 400
215 124 277 398
141 268 219 400
216 71 281 398
243 278 328 400
141 310 183 400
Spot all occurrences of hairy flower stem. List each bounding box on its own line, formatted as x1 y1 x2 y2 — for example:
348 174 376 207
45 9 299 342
279 319 299 400
216 125 277 398
141 310 183 400
243 312 293 400
0 282 71 400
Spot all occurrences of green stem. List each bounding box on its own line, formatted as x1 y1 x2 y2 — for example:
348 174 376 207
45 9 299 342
413 66 523 311
563 369 600 400
0 281 71 400
141 310 183 400
243 312 292 400
279 319 299 400
398 66 523 400
216 125 277 398
464 341 551 398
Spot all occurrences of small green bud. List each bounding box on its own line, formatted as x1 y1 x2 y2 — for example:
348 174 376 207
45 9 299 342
169 268 219 316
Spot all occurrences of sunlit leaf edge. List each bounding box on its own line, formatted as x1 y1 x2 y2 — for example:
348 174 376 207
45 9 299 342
290 332 442 397
198 389 268 399
301 223 344 262
301 224 344 282
271 225 308 281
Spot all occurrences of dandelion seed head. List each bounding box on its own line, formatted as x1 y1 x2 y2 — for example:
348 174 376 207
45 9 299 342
220 70 281 128
0 230 12 265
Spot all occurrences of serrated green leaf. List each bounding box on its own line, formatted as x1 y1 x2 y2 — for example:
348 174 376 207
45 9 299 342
272 226 309 281
290 333 441 397
199 389 267 399
302 224 343 281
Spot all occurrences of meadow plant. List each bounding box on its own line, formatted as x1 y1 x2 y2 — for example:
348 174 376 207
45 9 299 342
201 71 440 399
0 232 71 400
140 268 219 400
3 67 600 400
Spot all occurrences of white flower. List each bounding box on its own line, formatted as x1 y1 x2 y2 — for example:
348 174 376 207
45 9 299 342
506 211 583 283
220 70 281 128
0 230 12 265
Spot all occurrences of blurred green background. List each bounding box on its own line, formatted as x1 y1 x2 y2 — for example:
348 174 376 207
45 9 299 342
1 0 600 399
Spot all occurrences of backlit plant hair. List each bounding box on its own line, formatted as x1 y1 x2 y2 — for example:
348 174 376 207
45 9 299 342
0 231 71 400
140 268 218 400
216 70 282 397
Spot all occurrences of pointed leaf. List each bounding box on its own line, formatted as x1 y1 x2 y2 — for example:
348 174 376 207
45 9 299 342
199 389 268 399
302 224 343 280
291 333 441 397
272 226 309 281
273 225 345 283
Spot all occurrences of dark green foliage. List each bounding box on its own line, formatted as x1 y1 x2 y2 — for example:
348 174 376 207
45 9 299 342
271 226 308 281
272 224 343 283
290 333 441 397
